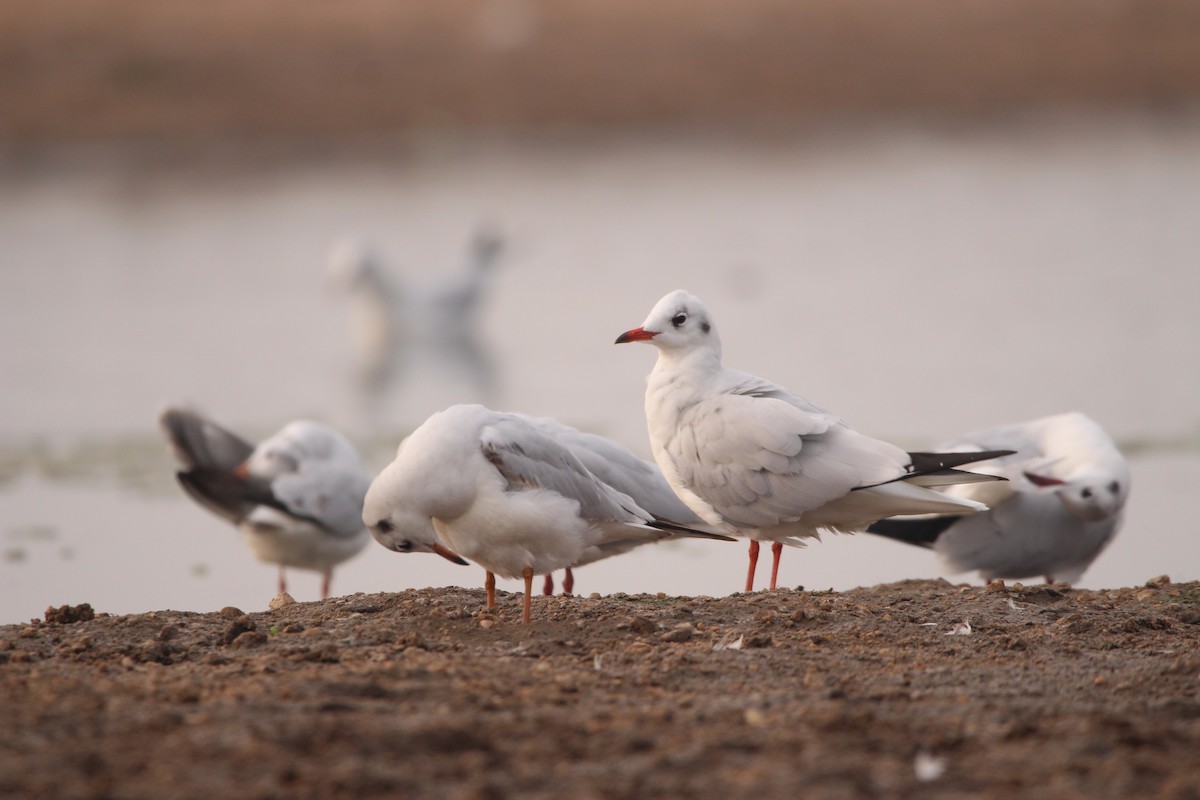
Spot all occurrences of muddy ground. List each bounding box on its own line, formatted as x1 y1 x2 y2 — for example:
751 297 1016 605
2 578 1199 799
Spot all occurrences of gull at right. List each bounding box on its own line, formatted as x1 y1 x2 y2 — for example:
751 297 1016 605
866 412 1130 585
616 289 1012 591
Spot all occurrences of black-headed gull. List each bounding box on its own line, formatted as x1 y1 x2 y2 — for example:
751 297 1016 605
867 412 1130 584
160 408 372 600
616 289 1011 591
361 404 734 623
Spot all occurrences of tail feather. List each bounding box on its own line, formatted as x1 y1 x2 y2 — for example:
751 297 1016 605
160 408 254 472
905 468 1006 488
175 469 255 525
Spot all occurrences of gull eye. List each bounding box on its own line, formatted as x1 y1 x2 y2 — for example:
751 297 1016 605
671 313 687 328
396 540 414 553
1080 488 1093 500
1109 481 1120 495
375 519 394 534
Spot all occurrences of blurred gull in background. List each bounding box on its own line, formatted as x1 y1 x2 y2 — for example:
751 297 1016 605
160 408 372 600
867 412 1130 584
326 227 506 422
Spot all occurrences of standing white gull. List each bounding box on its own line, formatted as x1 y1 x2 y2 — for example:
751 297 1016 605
867 412 1130 585
160 408 372 600
615 289 1011 591
362 404 734 623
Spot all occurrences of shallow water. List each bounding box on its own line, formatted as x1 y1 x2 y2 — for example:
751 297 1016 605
2 109 1198 623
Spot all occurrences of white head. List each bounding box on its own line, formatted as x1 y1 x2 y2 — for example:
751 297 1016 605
361 463 468 565
614 290 721 357
1025 466 1129 522
1022 412 1131 522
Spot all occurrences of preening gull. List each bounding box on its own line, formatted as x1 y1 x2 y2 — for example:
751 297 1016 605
362 404 733 623
867 412 1129 584
160 408 371 599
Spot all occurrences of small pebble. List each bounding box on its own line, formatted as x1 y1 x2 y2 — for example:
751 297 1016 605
744 708 767 727
269 593 296 610
661 623 694 643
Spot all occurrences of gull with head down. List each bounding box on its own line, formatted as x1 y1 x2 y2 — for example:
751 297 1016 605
362 404 733 623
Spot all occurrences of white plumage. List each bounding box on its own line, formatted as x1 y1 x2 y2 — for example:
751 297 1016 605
160 408 371 599
361 404 731 622
616 289 1008 591
868 412 1130 584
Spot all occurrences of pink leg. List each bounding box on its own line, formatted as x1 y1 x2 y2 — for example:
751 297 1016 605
321 569 332 600
278 567 287 596
745 541 760 592
543 573 555 596
770 542 783 590
563 567 575 595
522 567 533 623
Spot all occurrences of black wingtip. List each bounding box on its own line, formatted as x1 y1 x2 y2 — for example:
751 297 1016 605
865 516 957 548
907 449 1015 474
647 519 738 541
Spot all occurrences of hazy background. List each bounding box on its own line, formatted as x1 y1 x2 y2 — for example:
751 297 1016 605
2 0 1198 623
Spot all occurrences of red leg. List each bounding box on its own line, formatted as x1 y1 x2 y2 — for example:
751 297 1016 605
485 571 496 611
278 567 287 596
745 541 760 592
770 542 783 590
522 567 533 624
542 573 555 596
563 567 575 595
321 569 332 600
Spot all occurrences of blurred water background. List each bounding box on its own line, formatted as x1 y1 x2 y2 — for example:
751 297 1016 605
2 1 1198 623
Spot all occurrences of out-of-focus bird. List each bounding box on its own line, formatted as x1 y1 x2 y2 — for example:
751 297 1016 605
159 408 371 599
616 289 1011 591
867 412 1130 585
326 227 504 400
362 404 734 623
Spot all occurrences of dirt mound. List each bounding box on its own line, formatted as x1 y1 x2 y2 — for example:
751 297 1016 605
2 579 1199 798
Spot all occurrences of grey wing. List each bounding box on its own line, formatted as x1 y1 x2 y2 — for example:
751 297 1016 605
935 492 1116 581
480 418 649 525
668 393 904 528
272 462 370 538
539 425 700 523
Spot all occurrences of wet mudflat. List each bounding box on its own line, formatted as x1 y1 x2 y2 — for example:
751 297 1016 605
2 579 1199 799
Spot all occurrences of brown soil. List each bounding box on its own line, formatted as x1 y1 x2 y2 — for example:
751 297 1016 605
3 579 1199 799
3 1 1200 143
